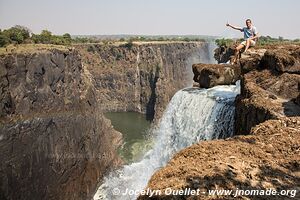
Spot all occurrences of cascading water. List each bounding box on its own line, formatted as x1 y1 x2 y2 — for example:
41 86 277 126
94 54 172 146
93 81 240 200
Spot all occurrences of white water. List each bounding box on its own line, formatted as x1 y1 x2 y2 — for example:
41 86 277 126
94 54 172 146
93 81 240 200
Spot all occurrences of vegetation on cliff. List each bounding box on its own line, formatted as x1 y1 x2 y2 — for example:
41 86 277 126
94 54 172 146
215 36 300 48
0 25 209 48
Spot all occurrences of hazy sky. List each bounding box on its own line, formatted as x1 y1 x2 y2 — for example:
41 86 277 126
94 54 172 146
0 0 299 39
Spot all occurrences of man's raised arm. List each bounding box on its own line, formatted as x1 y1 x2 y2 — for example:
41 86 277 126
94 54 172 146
226 23 243 31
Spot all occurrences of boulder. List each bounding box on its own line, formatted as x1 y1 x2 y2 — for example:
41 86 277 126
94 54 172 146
260 49 300 74
214 45 235 64
235 45 300 135
192 63 240 88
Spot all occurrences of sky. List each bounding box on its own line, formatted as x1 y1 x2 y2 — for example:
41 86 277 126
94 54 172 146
0 0 299 39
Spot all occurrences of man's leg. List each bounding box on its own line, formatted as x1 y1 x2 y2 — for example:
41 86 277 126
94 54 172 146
244 38 251 52
233 43 245 63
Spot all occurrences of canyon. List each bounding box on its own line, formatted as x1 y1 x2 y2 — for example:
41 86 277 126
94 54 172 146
75 42 213 120
0 42 212 200
1 41 299 200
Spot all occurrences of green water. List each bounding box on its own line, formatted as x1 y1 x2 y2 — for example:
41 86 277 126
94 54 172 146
104 112 152 163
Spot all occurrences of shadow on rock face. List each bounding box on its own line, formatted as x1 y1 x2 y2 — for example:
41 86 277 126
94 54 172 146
283 100 300 117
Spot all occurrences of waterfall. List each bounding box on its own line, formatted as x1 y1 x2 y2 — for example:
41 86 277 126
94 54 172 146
94 81 240 200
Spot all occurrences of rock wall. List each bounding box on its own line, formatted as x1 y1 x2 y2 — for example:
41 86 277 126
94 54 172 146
75 42 211 120
0 48 121 200
235 45 300 135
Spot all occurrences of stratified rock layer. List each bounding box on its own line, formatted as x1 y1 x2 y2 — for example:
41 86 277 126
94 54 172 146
0 42 213 200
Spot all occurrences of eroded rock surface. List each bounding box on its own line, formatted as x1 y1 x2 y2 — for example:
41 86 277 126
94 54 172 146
140 117 300 200
192 63 240 88
235 45 300 135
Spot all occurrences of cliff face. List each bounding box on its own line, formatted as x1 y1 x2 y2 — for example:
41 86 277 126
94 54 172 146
75 42 211 120
141 44 300 199
0 48 121 200
235 45 300 135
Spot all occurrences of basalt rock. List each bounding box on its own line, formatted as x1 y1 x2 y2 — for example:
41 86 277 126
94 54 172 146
0 48 122 200
75 42 211 121
260 49 300 74
239 49 266 74
192 63 241 88
214 45 235 64
235 45 300 135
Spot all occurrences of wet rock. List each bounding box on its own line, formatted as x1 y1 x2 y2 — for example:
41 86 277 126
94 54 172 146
214 45 235 64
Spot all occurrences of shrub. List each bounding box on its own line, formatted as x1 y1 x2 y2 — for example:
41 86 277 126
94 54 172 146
215 38 234 47
0 30 10 47
2 25 30 44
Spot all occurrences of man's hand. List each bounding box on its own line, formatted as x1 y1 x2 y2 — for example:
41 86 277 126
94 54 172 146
226 23 243 31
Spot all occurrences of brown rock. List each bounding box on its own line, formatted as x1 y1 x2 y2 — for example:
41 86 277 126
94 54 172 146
139 117 300 200
235 45 300 135
192 63 240 88
261 49 300 74
239 53 263 74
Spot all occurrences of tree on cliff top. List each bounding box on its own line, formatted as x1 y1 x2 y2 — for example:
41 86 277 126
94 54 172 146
0 31 10 47
215 38 235 47
40 30 52 43
2 25 30 44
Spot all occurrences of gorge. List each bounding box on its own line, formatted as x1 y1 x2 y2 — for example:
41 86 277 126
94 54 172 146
0 41 215 200
0 41 299 200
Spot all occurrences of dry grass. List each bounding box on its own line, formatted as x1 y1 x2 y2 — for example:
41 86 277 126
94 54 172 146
0 44 70 55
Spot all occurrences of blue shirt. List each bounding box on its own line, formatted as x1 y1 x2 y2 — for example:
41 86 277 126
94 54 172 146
241 26 257 40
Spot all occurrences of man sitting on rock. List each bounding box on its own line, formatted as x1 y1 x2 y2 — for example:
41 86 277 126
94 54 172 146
226 19 259 63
